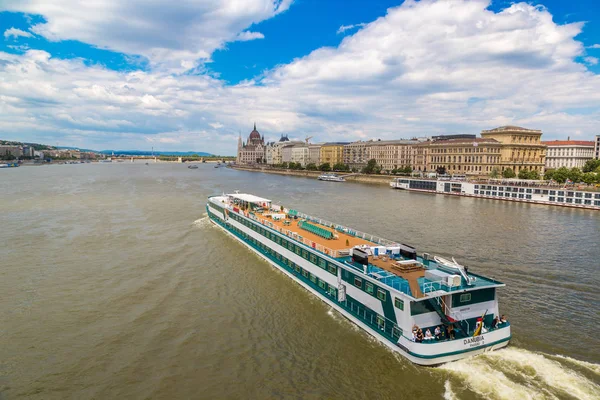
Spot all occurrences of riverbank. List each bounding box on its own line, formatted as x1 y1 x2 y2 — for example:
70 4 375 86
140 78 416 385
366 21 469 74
230 165 393 185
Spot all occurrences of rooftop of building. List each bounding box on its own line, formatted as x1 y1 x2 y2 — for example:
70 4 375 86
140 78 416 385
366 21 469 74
420 138 501 146
541 140 595 147
322 142 351 146
481 126 542 133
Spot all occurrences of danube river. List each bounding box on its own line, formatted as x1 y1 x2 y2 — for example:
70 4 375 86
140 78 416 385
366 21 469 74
1 163 599 399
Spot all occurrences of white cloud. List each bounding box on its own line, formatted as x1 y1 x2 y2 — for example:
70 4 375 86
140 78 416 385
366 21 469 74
1 0 600 155
337 23 366 34
3 27 33 39
584 57 599 65
588 44 600 49
0 0 291 71
235 31 265 41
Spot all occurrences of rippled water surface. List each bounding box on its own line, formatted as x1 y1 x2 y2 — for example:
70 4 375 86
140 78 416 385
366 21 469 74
1 163 599 399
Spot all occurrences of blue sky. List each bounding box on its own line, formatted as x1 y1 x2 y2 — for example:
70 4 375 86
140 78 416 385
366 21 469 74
1 0 600 154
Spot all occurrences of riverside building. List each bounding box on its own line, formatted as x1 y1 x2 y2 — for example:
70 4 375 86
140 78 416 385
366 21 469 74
237 124 266 164
320 142 349 166
367 140 420 173
480 126 546 175
542 140 595 169
595 135 600 159
414 138 502 175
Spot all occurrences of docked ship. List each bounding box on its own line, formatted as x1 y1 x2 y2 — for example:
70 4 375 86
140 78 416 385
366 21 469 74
317 173 345 182
390 177 600 210
0 162 19 168
207 193 511 365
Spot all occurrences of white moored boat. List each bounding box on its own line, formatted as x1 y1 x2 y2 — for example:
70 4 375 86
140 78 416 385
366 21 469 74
318 173 345 182
207 193 511 365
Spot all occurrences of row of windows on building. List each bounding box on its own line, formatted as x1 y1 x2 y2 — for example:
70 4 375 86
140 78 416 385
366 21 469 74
430 147 500 154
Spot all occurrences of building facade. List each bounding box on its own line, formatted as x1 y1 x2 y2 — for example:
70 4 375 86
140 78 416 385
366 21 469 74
595 135 600 160
480 126 546 174
343 141 372 170
237 124 266 164
308 144 322 166
542 140 595 169
366 140 419 172
265 135 291 165
291 145 309 166
415 138 502 175
0 145 23 158
320 143 348 166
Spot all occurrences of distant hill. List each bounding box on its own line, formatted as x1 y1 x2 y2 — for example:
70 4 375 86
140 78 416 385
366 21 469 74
99 150 214 156
1 139 55 151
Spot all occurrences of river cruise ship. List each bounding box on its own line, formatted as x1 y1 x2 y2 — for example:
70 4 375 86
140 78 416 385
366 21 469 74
207 193 511 365
390 177 600 211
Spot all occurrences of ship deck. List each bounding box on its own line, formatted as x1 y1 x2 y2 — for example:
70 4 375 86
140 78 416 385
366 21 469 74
212 194 505 298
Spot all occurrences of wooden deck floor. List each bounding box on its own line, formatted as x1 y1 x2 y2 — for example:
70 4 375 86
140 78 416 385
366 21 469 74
261 214 372 251
369 256 426 298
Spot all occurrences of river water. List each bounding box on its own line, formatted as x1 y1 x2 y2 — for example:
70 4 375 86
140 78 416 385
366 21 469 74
1 163 599 399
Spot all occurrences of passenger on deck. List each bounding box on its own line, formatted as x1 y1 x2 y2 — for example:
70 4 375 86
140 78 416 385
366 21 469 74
500 314 507 324
447 325 455 340
416 328 424 343
411 325 418 342
425 329 433 340
491 316 499 329
434 326 441 340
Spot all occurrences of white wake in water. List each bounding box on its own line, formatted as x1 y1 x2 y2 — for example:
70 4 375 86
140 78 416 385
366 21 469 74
192 214 211 228
439 347 600 400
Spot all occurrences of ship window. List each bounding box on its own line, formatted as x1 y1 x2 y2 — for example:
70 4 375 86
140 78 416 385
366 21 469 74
282 257 289 266
595 194 600 199
549 197 555 202
328 287 337 297
585 200 591 205
365 282 374 294
276 253 281 261
288 242 294 251
567 192 574 197
566 198 573 203
526 195 532 199
394 298 404 310
310 273 317 283
295 265 301 273
354 277 362 288
585 193 592 198
318 258 326 269
328 264 337 275
310 254 317 264
460 293 471 303
474 190 479 195
558 197 564 202
377 289 386 301
392 326 402 339
302 250 309 259
295 247 301 256
595 201 600 206
526 189 532 193
512 193 517 198
276 237 281 245
376 315 385 329
575 192 583 198
575 199 582 204
318 280 326 290
558 191 565 196
302 269 309 278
